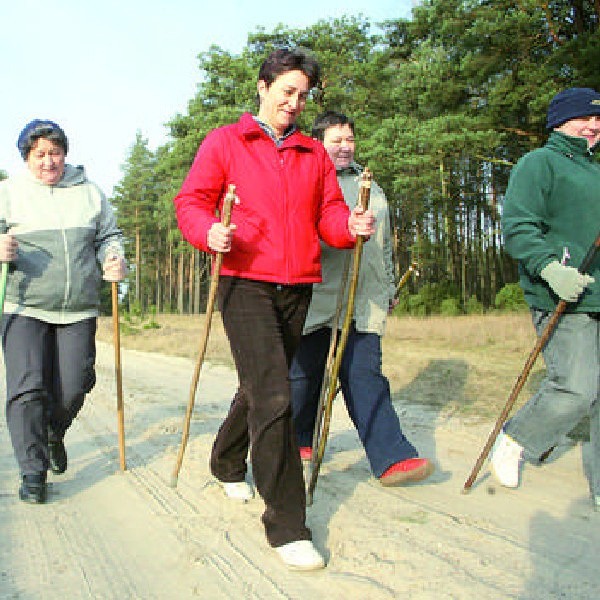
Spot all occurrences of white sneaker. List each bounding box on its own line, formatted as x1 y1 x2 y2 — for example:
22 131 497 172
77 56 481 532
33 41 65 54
275 540 325 571
490 431 524 488
222 481 254 501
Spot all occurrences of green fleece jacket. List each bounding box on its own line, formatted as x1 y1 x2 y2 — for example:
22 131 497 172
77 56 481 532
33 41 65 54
502 131 600 312
0 164 124 324
302 163 395 336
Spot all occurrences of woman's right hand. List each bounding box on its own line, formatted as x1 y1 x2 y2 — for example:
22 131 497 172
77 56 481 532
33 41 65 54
207 222 236 253
0 234 17 262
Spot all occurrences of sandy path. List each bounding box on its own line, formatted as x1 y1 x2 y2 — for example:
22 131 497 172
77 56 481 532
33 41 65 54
1 342 599 599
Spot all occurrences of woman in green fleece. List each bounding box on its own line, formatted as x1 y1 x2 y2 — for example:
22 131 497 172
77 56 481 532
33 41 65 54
0 120 127 504
491 88 600 510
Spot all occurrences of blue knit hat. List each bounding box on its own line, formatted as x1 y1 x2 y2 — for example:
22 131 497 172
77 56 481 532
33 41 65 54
546 87 600 130
17 119 68 159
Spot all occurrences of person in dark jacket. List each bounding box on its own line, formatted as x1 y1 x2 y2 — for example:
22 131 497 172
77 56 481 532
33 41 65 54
174 48 374 570
0 119 127 504
492 88 600 510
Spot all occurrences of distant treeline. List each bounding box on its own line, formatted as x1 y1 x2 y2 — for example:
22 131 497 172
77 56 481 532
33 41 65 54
109 1 600 316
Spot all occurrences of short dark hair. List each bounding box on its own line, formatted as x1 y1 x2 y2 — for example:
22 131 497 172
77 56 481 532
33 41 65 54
311 111 355 142
258 47 321 90
17 120 68 160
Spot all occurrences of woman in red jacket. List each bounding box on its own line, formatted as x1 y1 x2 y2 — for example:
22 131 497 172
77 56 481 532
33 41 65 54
174 47 373 570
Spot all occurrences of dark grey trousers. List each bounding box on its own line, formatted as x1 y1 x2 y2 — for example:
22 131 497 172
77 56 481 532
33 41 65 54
2 314 96 476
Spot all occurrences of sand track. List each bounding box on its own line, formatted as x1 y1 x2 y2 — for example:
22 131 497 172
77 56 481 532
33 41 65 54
1 342 599 599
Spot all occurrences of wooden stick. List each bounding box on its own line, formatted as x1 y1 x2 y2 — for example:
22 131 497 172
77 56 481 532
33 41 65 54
112 281 126 471
307 167 372 505
394 261 419 299
309 253 351 470
170 184 235 487
0 219 9 316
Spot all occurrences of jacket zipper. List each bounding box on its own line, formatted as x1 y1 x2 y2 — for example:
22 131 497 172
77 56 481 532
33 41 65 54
278 147 290 283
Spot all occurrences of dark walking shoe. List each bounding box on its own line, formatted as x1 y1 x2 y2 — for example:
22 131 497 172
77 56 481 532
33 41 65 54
48 440 67 474
19 474 47 504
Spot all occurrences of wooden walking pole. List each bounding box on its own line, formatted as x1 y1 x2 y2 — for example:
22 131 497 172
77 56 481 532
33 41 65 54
0 219 10 316
394 261 419 299
307 167 372 505
170 184 235 487
309 253 351 474
111 281 126 471
463 231 600 493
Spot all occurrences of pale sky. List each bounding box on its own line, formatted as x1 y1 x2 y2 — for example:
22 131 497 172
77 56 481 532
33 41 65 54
0 1 414 195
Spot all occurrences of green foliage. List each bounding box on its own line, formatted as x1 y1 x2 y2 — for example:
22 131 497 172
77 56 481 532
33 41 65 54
408 293 427 316
143 305 160 329
440 297 461 316
119 321 140 336
99 282 113 316
494 283 528 312
121 301 161 334
417 282 461 315
122 300 143 323
393 281 461 316
109 5 599 314
465 295 484 315
393 290 411 315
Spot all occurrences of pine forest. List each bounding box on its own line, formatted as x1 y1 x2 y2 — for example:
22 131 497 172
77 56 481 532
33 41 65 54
107 0 600 316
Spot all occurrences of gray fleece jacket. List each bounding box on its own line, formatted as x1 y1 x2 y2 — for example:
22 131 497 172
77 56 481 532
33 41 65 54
302 163 396 337
0 164 124 324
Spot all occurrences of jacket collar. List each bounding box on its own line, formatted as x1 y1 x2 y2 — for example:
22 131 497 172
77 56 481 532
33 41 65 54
337 162 363 177
238 112 312 150
547 130 595 158
22 163 87 188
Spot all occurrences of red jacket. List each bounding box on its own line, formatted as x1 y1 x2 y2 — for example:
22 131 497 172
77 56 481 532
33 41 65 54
174 113 355 284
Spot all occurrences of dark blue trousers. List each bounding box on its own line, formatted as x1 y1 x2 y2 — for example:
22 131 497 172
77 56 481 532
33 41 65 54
290 324 417 477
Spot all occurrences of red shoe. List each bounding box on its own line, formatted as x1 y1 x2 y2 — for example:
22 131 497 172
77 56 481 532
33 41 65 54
379 458 434 486
299 446 313 461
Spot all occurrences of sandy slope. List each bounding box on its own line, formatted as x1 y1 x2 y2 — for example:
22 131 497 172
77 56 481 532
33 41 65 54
1 342 599 599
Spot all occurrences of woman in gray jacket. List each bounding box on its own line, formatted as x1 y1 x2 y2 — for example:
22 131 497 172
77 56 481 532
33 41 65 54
0 120 127 504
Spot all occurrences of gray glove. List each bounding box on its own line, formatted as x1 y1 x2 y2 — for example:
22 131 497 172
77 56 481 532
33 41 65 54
540 260 595 302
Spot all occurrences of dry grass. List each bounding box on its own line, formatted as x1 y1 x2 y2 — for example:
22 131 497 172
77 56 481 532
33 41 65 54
382 314 541 419
96 311 543 421
96 313 232 365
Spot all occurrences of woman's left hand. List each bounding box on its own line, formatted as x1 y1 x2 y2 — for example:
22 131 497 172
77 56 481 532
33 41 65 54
102 255 128 282
0 234 18 262
348 206 375 239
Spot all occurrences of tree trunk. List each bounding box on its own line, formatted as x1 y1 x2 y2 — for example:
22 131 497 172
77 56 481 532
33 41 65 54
188 248 195 314
168 238 173 312
135 223 141 305
177 252 184 314
193 249 201 314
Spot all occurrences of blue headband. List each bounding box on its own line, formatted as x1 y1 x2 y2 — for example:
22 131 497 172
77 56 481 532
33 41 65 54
17 119 68 159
